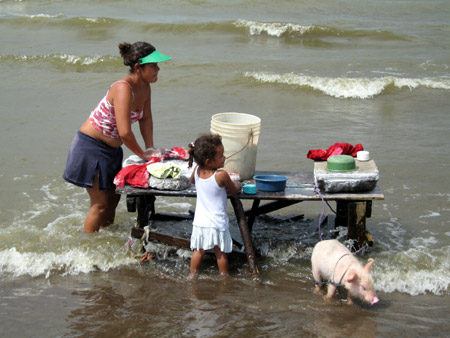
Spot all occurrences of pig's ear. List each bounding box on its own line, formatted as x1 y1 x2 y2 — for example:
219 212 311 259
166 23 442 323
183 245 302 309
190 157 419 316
364 258 374 272
346 270 358 283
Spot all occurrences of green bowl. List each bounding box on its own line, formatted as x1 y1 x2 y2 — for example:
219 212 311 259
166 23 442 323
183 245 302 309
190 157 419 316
326 155 357 172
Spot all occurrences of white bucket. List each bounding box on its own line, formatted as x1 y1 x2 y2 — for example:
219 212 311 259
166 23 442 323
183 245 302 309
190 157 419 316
210 112 261 180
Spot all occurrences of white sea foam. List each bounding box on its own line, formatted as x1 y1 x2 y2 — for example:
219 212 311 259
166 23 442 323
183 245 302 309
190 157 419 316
375 246 450 296
419 210 441 218
13 175 32 181
0 246 136 278
235 20 315 37
58 54 106 65
410 236 438 247
24 14 64 19
243 71 450 99
156 199 193 212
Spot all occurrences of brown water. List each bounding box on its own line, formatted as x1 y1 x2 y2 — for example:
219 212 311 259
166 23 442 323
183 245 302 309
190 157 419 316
1 0 450 336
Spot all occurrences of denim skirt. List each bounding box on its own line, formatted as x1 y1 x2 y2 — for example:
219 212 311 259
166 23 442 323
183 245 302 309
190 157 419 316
63 131 123 191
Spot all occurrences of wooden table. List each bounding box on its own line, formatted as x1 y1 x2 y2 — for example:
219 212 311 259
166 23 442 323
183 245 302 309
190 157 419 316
116 171 384 277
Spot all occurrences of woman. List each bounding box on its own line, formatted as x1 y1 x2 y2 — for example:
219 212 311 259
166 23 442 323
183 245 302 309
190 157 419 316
63 41 171 232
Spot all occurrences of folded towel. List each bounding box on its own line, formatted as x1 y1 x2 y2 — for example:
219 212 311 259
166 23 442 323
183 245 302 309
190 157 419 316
147 162 181 179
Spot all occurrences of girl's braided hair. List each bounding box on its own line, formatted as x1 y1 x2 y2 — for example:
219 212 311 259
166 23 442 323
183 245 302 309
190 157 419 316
188 134 223 168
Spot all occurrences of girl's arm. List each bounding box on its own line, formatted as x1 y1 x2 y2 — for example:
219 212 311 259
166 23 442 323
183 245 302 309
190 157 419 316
113 83 147 160
190 165 198 184
216 170 241 195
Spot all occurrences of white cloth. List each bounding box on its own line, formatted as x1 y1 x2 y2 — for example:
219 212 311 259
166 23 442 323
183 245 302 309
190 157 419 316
190 225 233 253
192 168 229 231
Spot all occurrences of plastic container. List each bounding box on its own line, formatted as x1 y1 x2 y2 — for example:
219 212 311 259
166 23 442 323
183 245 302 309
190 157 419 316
210 112 261 180
326 155 357 172
357 150 370 161
253 175 288 192
243 184 257 194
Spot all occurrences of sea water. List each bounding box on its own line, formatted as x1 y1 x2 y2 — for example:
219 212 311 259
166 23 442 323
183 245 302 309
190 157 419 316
1 0 449 336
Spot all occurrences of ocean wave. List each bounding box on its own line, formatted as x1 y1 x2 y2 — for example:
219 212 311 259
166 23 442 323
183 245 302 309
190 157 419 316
234 19 317 37
0 246 136 278
1 14 407 41
233 19 407 40
0 53 120 72
0 12 226 33
243 71 450 99
375 246 450 296
0 13 123 28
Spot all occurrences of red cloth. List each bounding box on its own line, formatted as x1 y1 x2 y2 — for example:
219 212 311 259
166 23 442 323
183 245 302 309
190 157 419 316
307 143 363 161
163 147 189 160
114 157 160 188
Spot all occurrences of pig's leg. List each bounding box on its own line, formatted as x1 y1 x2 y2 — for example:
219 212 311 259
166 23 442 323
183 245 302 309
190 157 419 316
312 268 323 294
325 283 337 300
346 293 354 305
314 283 322 294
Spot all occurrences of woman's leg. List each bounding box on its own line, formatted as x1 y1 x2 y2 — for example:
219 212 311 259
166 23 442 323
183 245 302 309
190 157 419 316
104 189 121 227
84 173 118 233
214 246 229 277
190 249 205 278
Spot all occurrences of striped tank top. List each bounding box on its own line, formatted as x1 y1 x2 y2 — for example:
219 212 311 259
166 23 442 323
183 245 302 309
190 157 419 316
89 80 144 139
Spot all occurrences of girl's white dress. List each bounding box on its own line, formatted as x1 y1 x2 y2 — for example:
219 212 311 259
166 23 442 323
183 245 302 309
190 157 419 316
191 168 232 253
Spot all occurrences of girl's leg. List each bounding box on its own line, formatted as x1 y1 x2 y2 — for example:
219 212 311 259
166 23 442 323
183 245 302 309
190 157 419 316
214 246 229 277
190 249 205 278
84 173 118 233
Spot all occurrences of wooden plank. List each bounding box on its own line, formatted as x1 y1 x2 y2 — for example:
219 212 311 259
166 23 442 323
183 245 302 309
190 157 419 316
245 200 302 215
130 227 246 258
131 227 191 248
152 213 192 221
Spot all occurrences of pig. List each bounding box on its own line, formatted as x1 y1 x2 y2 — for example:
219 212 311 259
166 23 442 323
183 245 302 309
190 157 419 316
311 239 379 305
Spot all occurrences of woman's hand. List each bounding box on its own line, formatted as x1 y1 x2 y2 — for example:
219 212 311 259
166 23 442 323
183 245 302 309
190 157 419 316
143 147 165 160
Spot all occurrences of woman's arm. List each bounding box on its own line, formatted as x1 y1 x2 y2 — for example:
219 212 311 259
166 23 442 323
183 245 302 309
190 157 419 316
139 85 154 149
113 82 147 160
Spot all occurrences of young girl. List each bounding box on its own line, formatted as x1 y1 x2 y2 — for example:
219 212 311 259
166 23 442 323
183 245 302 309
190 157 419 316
188 134 241 278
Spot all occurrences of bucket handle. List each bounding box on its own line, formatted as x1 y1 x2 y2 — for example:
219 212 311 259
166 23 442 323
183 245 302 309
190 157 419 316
225 129 254 161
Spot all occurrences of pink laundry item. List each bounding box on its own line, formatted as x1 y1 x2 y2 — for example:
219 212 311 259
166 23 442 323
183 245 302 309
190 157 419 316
307 143 363 161
114 156 160 188
163 147 189 160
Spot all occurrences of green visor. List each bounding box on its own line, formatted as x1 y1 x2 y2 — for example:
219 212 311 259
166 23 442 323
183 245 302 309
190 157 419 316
138 50 171 65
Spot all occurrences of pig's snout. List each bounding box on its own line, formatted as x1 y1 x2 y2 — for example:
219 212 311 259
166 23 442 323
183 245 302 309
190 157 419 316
371 296 379 305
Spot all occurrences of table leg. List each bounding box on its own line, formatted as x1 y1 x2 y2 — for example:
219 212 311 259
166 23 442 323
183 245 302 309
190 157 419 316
230 196 259 277
336 200 368 249
247 199 261 232
136 195 156 228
